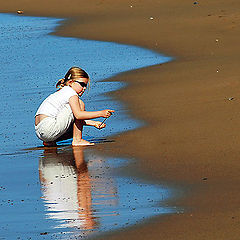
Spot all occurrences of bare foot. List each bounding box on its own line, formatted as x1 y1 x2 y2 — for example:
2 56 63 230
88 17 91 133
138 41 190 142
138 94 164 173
72 139 95 146
43 141 57 147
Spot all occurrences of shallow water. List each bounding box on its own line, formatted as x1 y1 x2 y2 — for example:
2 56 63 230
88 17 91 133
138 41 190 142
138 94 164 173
0 13 179 239
0 13 172 153
0 147 178 239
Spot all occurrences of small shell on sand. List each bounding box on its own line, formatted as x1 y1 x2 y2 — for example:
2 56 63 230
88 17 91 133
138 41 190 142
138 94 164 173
17 10 24 14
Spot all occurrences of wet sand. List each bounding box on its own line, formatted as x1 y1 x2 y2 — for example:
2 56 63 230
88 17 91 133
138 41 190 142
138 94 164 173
1 0 240 239
0 13 177 238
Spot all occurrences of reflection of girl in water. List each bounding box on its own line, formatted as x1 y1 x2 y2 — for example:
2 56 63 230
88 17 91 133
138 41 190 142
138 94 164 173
39 147 97 232
35 67 114 146
39 147 119 236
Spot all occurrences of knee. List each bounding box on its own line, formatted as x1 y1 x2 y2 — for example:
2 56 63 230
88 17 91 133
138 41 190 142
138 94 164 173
78 99 85 111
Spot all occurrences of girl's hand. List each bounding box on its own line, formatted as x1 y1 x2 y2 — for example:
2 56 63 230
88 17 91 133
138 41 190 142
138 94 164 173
101 109 115 118
94 121 106 129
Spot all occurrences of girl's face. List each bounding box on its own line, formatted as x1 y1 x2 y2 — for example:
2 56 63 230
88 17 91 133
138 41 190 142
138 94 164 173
70 78 89 96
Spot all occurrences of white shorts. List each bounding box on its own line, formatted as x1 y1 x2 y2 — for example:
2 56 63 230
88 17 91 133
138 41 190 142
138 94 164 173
35 105 74 142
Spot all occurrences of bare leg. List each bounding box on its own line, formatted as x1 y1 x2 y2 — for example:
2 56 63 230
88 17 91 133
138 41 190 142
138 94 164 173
72 146 85 169
72 119 94 146
72 147 96 229
72 99 94 146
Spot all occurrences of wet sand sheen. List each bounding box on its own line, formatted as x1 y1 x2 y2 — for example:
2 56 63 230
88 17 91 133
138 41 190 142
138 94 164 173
0 13 171 153
38 147 178 239
1 1 240 239
1 147 179 239
0 14 179 239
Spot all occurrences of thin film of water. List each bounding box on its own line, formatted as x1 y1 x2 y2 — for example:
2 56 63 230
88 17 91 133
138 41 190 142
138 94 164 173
0 14 180 239
39 147 177 239
0 13 172 153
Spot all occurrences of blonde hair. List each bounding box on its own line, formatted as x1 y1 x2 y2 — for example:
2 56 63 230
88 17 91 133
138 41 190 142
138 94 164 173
56 67 90 90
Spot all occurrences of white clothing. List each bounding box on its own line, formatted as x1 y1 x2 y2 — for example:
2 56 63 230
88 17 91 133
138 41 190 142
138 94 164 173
35 86 77 118
35 104 74 142
35 86 78 142
39 158 81 229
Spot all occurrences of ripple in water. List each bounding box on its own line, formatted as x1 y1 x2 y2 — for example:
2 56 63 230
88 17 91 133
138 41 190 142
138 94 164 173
0 13 180 239
0 13 172 152
39 147 177 239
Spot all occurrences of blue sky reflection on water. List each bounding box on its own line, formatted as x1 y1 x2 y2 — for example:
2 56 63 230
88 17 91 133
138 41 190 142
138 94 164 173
0 13 179 239
0 13 172 152
38 147 176 239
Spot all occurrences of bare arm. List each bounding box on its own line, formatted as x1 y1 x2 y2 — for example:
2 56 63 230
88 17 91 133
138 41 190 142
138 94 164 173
84 120 106 129
69 95 114 120
84 120 97 126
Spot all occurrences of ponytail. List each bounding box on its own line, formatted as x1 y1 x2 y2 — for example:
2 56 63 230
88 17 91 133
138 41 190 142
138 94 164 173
56 78 66 90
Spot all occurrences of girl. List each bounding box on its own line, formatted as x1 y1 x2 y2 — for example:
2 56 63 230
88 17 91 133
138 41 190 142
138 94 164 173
35 67 114 146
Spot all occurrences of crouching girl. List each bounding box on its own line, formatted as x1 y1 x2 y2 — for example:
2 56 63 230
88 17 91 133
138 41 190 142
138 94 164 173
35 66 114 146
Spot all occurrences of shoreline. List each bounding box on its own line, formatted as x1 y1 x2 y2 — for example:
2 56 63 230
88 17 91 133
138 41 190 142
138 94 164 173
1 0 240 239
0 14 179 238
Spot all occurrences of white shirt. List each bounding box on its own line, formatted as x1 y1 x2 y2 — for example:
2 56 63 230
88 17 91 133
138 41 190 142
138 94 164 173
35 86 78 118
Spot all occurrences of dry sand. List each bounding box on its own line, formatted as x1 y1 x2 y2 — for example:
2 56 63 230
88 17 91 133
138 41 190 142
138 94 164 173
1 0 240 239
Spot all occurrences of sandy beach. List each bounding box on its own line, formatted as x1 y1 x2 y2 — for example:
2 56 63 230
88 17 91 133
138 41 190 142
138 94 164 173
1 0 240 239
